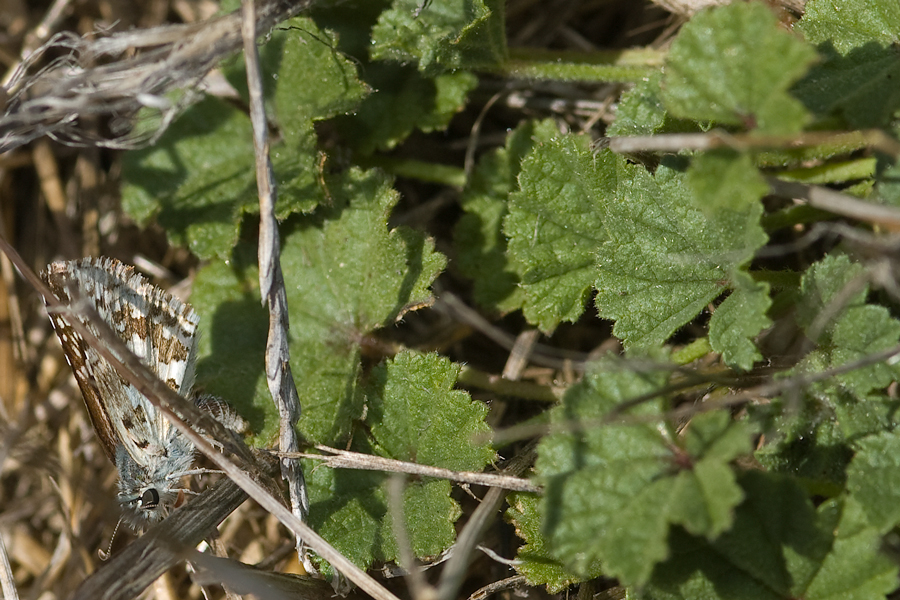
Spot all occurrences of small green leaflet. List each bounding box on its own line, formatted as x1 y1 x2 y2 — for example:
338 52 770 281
534 357 751 587
661 1 816 133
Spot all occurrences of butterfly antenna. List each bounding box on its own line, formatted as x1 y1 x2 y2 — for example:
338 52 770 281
98 517 124 561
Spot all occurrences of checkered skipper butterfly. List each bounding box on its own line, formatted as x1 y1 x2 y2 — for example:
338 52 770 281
42 257 241 528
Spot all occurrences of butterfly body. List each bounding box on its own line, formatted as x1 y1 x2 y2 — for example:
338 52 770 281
43 257 204 526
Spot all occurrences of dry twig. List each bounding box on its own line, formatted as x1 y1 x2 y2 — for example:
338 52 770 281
0 0 312 153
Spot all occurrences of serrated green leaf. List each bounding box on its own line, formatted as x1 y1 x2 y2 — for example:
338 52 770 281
504 133 608 332
383 479 460 559
798 0 900 54
754 385 855 492
607 72 699 137
304 443 387 570
507 493 600 592
687 151 769 214
537 357 751 587
846 430 900 532
645 472 835 600
662 2 816 133
708 275 771 371
371 0 506 74
335 64 477 155
669 412 750 538
367 351 494 471
121 96 258 258
191 169 445 444
670 459 743 537
803 498 898 600
454 119 558 312
595 160 768 349
123 19 365 258
798 254 900 397
831 304 900 395
307 351 492 570
791 43 900 129
368 351 494 559
281 170 446 442
757 255 900 499
797 254 868 334
272 21 369 133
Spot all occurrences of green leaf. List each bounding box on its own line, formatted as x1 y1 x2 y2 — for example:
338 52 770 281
307 351 493 569
281 170 447 443
607 72 699 137
507 493 601 592
846 430 900 532
687 151 769 214
668 412 751 538
798 254 900 397
797 254 867 334
798 0 900 54
757 256 900 495
802 498 898 600
661 2 816 133
303 441 387 570
504 133 608 332
754 382 854 492
191 169 445 445
708 275 772 371
595 159 768 349
537 357 751 587
272 21 369 132
122 96 259 258
191 252 274 442
122 19 367 258
367 351 494 559
371 0 506 74
368 352 494 471
791 43 900 129
454 119 558 312
647 495 898 599
335 64 477 155
505 143 768 345
646 472 835 600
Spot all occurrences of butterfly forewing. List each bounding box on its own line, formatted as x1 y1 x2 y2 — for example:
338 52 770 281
42 257 199 468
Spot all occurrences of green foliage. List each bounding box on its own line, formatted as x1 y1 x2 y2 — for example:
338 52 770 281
192 169 446 444
644 476 897 600
794 0 900 128
534 358 752 586
506 492 601 592
504 133 608 331
455 119 561 312
307 351 493 569
122 17 367 258
661 2 817 133
371 0 506 73
118 1 900 597
595 159 768 351
798 0 900 53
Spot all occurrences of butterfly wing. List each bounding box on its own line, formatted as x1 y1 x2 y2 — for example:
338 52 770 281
42 257 199 467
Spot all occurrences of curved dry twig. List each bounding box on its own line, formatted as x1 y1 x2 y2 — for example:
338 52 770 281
0 0 312 153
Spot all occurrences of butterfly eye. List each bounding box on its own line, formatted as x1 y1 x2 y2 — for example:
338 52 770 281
141 489 160 510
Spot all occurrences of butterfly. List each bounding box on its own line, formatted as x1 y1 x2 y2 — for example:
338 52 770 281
42 256 240 527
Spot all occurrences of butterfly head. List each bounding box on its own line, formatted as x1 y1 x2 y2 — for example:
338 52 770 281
114 441 194 527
